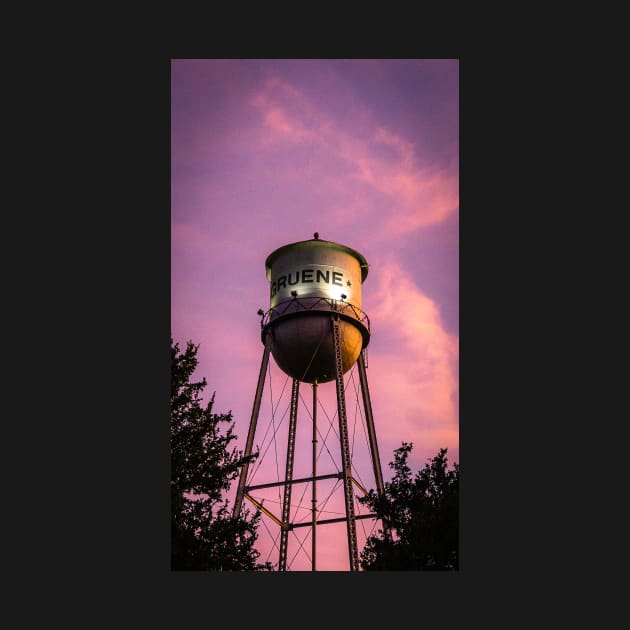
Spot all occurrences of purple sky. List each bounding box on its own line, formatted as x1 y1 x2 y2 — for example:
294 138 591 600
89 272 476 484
171 59 459 570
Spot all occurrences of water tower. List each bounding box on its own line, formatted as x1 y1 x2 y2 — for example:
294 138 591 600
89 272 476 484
233 233 388 571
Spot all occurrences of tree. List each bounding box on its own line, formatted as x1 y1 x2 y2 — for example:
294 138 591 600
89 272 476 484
359 443 459 570
171 338 272 570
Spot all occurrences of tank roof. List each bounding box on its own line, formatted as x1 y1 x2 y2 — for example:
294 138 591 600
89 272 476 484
265 236 369 282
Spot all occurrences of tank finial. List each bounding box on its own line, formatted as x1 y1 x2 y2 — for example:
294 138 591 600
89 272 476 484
313 232 319 240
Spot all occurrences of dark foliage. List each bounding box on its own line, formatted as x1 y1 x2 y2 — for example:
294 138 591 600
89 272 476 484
359 443 458 570
171 338 272 571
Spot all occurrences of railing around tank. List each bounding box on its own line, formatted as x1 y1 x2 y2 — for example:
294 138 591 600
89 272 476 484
260 296 370 334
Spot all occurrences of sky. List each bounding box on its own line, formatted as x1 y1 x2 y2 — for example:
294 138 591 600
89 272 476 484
171 59 459 571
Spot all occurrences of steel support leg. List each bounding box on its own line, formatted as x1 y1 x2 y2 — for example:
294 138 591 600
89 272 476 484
278 378 300 571
312 380 318 572
332 316 360 571
233 333 272 519
357 350 391 539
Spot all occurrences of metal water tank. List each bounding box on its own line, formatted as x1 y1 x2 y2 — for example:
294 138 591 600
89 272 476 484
261 234 371 383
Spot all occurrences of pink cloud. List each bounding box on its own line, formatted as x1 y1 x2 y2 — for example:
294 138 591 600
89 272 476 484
366 260 459 468
248 75 458 242
373 126 415 168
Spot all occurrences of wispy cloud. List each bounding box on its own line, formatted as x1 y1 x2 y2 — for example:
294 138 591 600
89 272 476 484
367 260 459 467
249 75 458 241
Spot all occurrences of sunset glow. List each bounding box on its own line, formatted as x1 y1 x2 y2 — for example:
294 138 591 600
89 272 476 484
171 59 459 571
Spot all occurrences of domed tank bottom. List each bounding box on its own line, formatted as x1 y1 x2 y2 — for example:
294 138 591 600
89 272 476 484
269 314 364 383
